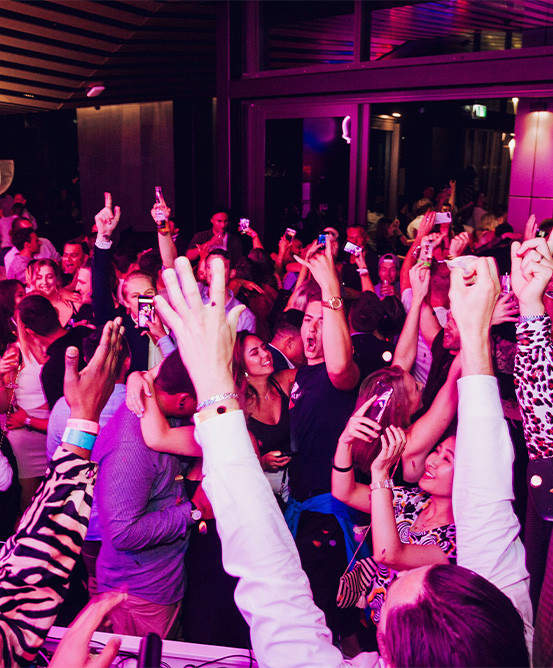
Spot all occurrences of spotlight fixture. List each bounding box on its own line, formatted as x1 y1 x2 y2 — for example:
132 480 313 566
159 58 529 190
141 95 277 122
86 84 105 98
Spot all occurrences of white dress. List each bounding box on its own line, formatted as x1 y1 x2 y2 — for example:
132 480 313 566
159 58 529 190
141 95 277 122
8 354 49 479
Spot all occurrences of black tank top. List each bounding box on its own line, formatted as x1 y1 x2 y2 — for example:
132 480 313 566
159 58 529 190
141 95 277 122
248 382 291 457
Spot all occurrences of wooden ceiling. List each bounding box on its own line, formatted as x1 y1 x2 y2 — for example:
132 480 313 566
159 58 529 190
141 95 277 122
3 1 553 116
0 0 217 115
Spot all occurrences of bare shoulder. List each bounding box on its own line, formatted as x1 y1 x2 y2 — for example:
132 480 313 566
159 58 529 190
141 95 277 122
274 368 298 396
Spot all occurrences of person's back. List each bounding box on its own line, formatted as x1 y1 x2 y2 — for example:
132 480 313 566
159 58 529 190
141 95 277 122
95 403 191 638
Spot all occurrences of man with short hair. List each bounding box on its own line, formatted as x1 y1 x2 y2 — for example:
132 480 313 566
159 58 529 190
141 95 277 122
46 333 131 595
93 194 176 371
201 249 256 333
3 216 60 275
186 207 243 269
349 291 394 379
375 253 401 299
283 242 364 650
268 309 306 371
6 228 40 282
94 350 197 639
18 295 91 408
62 239 89 288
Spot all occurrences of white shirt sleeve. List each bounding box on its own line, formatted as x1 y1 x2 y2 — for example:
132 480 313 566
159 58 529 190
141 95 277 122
194 409 382 668
454 375 533 651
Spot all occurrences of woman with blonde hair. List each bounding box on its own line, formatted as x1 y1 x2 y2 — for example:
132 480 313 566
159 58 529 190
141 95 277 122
31 258 79 327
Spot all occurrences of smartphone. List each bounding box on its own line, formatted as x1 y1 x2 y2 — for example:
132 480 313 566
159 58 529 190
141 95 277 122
285 227 297 241
435 211 452 225
419 238 434 264
138 295 155 328
364 381 394 424
239 218 250 233
343 240 362 256
318 233 327 248
153 186 170 234
277 451 297 458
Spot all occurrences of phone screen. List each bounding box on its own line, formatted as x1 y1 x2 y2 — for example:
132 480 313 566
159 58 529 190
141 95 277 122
138 295 155 328
364 381 394 424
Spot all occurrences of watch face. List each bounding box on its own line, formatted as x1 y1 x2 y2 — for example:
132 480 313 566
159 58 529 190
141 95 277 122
326 297 343 309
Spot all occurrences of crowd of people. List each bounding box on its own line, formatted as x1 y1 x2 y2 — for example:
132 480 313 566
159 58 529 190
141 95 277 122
0 182 551 667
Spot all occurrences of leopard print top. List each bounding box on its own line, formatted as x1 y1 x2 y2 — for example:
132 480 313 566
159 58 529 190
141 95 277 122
514 314 553 460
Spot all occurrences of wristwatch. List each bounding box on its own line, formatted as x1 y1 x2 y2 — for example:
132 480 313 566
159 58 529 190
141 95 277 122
322 296 344 311
24 416 32 431
190 502 202 522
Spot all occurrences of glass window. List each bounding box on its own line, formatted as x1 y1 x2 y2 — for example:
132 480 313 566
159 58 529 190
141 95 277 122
260 1 354 71
368 0 552 61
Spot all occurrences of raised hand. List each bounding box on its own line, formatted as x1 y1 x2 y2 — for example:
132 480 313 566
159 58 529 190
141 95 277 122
293 235 340 296
409 262 430 303
94 192 121 242
370 425 406 480
511 236 553 314
154 256 244 405
449 257 499 376
415 210 437 241
64 317 124 422
338 397 382 447
449 232 471 259
523 214 538 242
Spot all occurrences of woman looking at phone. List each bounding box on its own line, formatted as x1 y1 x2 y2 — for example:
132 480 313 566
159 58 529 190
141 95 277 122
233 331 295 505
332 371 457 623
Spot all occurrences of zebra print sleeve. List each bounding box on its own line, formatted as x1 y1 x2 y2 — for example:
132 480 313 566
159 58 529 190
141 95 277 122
0 446 97 667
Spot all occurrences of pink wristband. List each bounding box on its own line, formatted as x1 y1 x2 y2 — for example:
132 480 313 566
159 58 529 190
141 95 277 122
66 419 99 435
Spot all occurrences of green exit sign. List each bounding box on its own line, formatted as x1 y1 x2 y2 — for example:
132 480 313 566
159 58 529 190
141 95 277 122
472 104 487 118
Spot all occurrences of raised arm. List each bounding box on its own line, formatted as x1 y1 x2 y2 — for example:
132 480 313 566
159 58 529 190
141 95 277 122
0 319 123 667
449 257 533 649
154 257 355 668
136 373 201 456
295 240 360 390
92 192 120 326
369 428 448 570
393 263 431 372
331 397 381 512
512 236 553 458
403 353 462 481
400 211 435 293
152 194 177 270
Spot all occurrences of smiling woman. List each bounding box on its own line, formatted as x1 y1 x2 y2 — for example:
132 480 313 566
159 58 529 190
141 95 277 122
31 259 78 328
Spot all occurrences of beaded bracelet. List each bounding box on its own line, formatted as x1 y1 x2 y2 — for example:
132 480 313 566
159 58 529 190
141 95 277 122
518 314 546 323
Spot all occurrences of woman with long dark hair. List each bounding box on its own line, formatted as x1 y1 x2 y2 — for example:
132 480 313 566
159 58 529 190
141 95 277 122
233 330 295 504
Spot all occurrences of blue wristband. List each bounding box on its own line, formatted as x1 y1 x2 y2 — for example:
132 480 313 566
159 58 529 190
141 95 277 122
62 428 97 451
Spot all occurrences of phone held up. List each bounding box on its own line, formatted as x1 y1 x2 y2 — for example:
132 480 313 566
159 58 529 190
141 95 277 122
285 227 297 242
153 186 170 235
138 295 155 329
343 240 362 256
364 381 394 425
239 218 250 234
